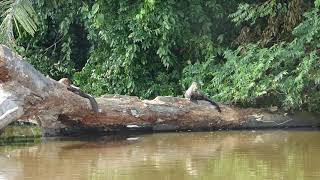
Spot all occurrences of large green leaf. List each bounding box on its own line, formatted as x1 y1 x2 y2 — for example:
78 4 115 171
0 0 39 45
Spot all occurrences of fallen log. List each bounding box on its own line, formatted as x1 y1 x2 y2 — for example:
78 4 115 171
0 45 319 136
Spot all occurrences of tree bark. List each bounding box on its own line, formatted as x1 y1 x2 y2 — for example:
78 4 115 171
0 45 319 136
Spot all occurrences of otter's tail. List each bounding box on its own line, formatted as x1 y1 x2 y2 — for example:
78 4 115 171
87 96 99 113
70 87 99 113
82 94 99 113
206 99 221 113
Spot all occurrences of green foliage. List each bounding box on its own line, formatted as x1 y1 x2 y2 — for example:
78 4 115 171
230 1 280 26
73 0 238 98
1 0 320 112
183 2 320 111
14 0 89 79
0 0 39 46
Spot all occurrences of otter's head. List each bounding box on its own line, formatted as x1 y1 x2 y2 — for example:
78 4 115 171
58 78 72 86
191 82 199 90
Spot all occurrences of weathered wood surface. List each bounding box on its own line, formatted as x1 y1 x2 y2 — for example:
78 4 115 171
0 45 319 136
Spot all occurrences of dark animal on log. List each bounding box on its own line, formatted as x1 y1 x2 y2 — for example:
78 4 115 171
58 78 99 113
185 82 221 112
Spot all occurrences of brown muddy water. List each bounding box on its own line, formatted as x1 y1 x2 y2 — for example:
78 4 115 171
0 130 320 180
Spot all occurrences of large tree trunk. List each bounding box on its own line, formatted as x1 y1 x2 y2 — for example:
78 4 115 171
0 45 319 136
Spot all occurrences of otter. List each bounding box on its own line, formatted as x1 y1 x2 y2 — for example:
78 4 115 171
59 78 99 113
184 82 221 112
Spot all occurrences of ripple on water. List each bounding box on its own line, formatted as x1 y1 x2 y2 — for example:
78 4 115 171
0 130 320 180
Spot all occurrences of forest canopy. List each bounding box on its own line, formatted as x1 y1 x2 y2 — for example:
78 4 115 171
0 0 319 112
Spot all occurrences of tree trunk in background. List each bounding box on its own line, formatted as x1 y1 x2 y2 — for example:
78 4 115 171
0 45 319 136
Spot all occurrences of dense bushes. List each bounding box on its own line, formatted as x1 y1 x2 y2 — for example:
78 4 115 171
1 0 319 111
183 1 320 111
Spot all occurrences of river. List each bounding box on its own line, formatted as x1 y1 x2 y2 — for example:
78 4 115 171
0 130 320 180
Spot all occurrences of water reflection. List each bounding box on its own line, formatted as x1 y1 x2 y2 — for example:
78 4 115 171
1 130 320 180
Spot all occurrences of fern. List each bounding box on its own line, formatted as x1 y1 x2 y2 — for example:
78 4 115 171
0 0 38 45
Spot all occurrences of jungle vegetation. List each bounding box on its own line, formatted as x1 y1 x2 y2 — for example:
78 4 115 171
0 0 319 112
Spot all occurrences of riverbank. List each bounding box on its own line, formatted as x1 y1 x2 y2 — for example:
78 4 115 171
0 124 41 145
